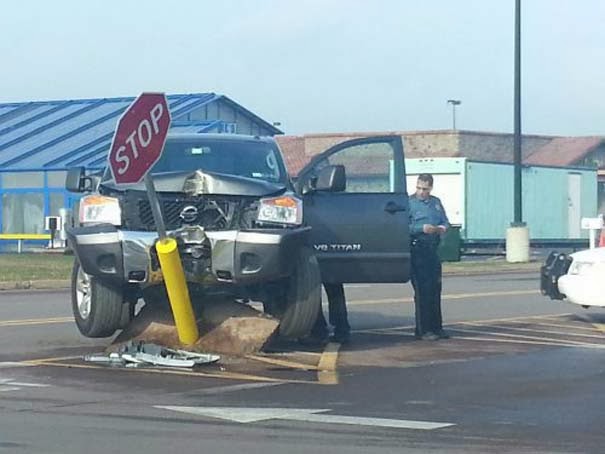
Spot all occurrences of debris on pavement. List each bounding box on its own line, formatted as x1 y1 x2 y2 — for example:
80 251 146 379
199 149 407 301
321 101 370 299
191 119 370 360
84 341 220 368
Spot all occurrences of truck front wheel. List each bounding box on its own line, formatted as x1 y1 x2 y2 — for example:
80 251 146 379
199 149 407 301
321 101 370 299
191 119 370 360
71 259 124 338
265 247 321 339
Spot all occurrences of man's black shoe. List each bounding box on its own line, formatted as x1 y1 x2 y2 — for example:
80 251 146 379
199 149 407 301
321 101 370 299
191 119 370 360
435 330 451 339
298 334 329 346
329 332 351 344
416 332 439 341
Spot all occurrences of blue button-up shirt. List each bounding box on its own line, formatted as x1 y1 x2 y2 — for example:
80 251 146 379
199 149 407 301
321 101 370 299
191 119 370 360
409 194 450 236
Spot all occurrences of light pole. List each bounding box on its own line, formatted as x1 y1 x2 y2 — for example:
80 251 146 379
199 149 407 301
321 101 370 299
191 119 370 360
513 0 522 225
447 99 461 130
506 0 529 263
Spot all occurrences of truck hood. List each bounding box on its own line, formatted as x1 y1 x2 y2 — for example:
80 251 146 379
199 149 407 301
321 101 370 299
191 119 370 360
101 170 288 196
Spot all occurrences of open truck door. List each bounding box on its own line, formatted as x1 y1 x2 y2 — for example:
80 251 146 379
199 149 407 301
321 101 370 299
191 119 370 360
296 136 410 283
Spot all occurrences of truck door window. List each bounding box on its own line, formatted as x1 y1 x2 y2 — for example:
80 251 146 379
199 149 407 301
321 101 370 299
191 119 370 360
317 142 398 193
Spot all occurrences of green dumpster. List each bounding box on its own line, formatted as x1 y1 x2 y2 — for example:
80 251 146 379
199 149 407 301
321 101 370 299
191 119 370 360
438 224 461 262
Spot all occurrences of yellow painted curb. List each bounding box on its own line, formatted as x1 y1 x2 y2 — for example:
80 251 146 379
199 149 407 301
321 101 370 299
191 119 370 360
317 342 341 385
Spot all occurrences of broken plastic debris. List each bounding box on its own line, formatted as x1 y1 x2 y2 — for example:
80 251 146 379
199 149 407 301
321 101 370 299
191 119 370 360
84 341 220 368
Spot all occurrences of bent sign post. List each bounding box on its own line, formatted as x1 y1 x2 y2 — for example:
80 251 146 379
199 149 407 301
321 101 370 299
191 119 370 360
108 93 199 345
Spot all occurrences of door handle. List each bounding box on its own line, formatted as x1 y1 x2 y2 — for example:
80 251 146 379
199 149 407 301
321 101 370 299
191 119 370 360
384 201 406 214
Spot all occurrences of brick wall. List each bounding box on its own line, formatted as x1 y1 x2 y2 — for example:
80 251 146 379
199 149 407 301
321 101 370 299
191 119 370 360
457 131 551 163
276 130 560 175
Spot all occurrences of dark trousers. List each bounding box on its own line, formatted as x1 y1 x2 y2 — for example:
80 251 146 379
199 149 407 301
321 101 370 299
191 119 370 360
311 283 350 337
410 242 443 336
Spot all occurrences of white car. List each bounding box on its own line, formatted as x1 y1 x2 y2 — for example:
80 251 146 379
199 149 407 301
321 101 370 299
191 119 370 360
541 248 605 308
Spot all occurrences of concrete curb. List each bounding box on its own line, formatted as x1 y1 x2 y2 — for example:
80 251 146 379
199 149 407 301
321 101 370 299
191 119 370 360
442 262 542 276
0 280 71 291
0 263 542 291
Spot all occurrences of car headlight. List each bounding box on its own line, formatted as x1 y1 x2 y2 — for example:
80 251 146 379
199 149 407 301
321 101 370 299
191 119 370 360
79 195 122 225
568 261 594 275
257 195 303 225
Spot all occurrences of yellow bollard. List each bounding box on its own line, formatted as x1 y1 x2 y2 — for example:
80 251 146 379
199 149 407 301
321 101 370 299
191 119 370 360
155 237 199 345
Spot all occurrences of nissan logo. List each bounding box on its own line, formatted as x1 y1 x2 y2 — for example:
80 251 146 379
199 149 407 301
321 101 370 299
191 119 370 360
179 205 199 223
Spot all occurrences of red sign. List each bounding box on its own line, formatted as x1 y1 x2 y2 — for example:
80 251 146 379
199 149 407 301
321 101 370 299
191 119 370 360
108 93 171 184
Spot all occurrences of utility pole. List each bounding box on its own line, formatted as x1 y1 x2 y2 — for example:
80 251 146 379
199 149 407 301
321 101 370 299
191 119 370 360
447 99 461 130
506 0 530 263
513 0 522 224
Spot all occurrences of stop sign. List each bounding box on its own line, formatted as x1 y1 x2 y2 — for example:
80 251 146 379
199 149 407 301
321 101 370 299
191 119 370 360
108 93 171 185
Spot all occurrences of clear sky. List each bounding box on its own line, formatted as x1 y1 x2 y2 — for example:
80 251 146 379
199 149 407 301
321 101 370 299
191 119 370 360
2 0 604 136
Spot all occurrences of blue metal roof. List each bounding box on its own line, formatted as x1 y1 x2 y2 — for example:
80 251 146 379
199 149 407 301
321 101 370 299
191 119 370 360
0 93 281 171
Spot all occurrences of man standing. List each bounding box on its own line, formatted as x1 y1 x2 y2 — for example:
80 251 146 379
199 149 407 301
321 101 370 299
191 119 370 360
409 173 450 340
305 283 351 344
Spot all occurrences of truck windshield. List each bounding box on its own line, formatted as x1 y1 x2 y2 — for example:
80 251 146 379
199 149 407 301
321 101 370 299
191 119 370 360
150 139 287 184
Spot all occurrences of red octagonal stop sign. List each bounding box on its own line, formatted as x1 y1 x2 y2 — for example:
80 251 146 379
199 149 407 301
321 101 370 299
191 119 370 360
108 93 172 185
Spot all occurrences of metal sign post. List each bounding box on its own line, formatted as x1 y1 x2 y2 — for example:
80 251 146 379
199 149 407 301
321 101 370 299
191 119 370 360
144 174 167 240
107 92 199 345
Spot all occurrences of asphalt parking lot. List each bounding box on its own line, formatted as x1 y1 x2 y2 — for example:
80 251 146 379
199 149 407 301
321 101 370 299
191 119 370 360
1 272 604 453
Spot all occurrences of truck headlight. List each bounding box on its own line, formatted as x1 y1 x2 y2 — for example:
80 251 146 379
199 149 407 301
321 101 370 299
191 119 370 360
257 195 302 225
79 195 122 226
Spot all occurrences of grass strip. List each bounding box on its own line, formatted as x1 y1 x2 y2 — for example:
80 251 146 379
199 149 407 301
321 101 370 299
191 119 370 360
0 253 74 281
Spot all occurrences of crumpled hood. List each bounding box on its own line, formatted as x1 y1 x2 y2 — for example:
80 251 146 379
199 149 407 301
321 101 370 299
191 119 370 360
101 169 288 196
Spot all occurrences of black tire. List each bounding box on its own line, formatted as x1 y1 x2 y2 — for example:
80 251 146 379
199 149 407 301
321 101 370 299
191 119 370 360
71 259 124 338
269 247 322 339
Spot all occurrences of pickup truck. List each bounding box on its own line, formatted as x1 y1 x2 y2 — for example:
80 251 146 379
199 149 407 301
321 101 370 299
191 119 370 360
66 133 411 339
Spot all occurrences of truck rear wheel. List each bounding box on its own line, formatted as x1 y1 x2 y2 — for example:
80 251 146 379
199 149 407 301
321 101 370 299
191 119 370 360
266 247 321 339
71 259 124 338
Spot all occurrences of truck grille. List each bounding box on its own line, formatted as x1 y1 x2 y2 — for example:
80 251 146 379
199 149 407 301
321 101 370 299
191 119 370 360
121 191 258 231
136 199 205 230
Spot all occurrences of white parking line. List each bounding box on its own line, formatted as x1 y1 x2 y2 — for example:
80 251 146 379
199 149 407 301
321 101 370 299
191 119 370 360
0 386 21 392
452 327 605 348
8 382 50 387
526 321 602 333
189 382 284 395
462 323 605 340
347 289 540 307
451 334 605 349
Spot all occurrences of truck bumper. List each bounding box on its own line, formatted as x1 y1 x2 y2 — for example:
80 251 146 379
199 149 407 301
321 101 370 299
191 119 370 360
67 224 309 286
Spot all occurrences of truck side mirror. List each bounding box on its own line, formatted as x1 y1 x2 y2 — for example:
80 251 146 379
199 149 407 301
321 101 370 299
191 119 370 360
65 167 88 193
315 165 346 192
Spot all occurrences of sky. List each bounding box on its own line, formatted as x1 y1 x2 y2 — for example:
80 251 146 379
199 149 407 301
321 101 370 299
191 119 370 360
2 0 605 136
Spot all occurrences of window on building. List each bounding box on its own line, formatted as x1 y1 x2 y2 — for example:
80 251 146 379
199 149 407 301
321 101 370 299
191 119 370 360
1 172 44 189
598 181 605 215
47 171 68 188
49 192 66 216
2 193 44 233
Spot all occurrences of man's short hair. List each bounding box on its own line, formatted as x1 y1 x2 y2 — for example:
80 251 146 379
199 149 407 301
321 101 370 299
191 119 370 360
417 173 434 187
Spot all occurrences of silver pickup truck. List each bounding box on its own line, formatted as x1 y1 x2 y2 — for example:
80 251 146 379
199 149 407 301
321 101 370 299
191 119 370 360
66 133 411 340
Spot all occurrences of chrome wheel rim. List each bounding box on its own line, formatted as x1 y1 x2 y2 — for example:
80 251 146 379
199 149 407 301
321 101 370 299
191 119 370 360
76 266 92 320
